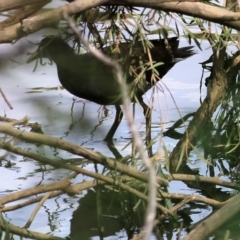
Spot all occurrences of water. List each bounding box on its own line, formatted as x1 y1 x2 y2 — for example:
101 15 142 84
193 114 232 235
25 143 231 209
0 35 212 239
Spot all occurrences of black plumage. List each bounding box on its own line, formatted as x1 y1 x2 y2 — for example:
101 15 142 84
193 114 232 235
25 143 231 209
27 36 195 141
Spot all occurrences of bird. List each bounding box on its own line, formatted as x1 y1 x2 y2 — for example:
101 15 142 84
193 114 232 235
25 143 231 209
27 35 195 142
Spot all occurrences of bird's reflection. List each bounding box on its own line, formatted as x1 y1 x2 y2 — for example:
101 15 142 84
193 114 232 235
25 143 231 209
70 187 145 240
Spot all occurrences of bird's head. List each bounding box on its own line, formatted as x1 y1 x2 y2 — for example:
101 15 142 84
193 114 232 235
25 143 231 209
27 36 73 67
26 35 58 64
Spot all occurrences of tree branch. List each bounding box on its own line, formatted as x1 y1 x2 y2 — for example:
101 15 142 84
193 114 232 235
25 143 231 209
2 0 240 43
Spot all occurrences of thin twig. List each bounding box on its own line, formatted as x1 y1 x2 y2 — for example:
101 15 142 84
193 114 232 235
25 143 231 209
0 87 13 110
23 191 53 229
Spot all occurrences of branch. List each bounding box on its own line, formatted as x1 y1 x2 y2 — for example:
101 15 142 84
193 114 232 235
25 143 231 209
0 0 47 12
0 120 168 186
2 181 102 212
0 142 170 215
169 174 240 190
0 177 71 205
0 0 50 28
184 193 240 239
2 0 240 42
18 0 240 33
0 220 65 240
110 0 240 21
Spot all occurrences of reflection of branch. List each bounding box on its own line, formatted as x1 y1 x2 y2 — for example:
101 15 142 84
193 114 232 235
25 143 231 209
63 13 157 240
0 175 71 239
158 197 193 222
163 112 195 137
133 197 192 240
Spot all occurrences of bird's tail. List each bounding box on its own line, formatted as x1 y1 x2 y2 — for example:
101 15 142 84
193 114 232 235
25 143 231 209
174 46 196 63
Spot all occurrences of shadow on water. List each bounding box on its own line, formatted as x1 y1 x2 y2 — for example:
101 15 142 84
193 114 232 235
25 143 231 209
70 187 145 240
69 186 212 239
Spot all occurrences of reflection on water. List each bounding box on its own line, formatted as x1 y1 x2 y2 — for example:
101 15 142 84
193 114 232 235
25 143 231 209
70 188 144 239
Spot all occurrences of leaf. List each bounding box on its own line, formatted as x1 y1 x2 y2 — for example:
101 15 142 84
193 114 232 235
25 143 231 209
147 62 164 71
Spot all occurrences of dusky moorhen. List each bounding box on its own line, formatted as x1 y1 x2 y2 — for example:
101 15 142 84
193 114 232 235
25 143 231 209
27 36 195 141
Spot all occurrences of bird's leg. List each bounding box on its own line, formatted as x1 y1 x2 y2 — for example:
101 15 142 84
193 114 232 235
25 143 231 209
104 105 123 142
106 141 123 159
140 100 153 156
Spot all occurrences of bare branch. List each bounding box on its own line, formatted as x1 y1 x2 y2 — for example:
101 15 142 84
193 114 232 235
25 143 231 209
0 0 47 12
